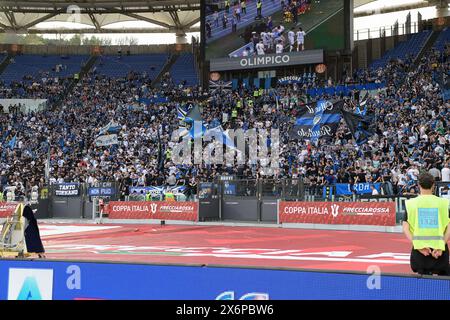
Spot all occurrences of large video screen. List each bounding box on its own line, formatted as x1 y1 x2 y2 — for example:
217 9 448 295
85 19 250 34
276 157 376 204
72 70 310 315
204 0 345 61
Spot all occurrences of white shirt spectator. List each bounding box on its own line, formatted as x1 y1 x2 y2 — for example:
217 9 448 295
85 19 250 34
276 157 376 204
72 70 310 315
296 30 305 43
276 43 283 54
288 31 295 45
442 165 450 182
256 42 265 55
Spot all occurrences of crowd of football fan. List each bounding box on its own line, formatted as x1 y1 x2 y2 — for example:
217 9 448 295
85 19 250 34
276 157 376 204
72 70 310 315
0 44 449 200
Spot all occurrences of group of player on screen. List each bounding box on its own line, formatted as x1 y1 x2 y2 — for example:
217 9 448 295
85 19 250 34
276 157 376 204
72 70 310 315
205 0 311 39
243 25 306 56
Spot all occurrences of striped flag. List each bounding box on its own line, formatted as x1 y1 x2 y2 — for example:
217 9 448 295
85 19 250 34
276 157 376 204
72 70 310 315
290 100 344 141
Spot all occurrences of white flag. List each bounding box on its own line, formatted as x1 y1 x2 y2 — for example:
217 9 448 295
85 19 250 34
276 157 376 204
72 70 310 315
95 134 119 147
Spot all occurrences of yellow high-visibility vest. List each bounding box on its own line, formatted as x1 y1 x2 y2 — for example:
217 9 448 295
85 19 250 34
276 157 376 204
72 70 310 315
165 192 175 201
406 195 450 250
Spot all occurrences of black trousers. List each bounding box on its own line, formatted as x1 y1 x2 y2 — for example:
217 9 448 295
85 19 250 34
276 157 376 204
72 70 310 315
410 244 450 276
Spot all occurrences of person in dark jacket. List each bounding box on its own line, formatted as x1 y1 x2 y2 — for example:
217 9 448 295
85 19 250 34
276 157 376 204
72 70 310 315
22 205 45 258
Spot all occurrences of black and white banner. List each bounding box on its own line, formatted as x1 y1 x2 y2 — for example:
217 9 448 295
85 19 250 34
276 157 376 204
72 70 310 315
53 183 80 197
289 100 344 141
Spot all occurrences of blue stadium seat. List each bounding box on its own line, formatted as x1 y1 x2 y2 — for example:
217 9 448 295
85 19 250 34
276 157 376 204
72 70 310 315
0 54 89 84
169 53 199 86
93 54 168 80
369 30 432 70
432 27 450 53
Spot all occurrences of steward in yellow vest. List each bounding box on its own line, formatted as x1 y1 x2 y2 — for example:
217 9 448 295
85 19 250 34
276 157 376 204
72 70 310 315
403 172 450 275
224 0 230 12
165 191 175 201
241 0 246 14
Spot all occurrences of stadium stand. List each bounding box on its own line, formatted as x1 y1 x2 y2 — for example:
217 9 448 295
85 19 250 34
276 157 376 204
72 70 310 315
93 54 169 80
433 27 450 52
369 30 432 69
169 53 199 85
0 29 448 202
0 54 89 84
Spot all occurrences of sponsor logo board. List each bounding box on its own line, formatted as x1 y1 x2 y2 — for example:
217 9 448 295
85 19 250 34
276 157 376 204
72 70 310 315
8 268 53 300
279 201 396 226
106 201 198 221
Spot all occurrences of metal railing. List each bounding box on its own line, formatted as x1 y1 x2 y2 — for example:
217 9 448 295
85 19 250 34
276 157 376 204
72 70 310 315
354 21 420 41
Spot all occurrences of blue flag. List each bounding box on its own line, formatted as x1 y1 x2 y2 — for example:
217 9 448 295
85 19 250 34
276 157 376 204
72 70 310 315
98 120 121 136
7 135 16 149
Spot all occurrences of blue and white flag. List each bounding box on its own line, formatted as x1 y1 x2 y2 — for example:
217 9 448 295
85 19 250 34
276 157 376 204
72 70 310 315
356 92 369 115
98 120 121 136
95 134 119 147
6 135 16 149
177 105 188 122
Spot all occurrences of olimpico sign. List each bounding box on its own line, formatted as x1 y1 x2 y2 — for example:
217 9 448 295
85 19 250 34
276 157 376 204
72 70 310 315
210 49 324 72
240 55 290 67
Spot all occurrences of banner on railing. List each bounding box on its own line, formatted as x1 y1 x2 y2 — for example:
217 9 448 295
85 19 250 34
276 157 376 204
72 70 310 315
324 183 381 197
53 183 80 197
106 201 198 221
129 186 186 196
279 201 396 226
0 202 18 218
88 187 116 197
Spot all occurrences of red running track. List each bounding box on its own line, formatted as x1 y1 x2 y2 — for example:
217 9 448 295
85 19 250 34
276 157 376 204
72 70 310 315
39 224 413 274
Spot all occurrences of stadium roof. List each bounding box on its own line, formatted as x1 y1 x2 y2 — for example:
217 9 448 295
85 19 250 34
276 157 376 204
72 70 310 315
0 0 200 34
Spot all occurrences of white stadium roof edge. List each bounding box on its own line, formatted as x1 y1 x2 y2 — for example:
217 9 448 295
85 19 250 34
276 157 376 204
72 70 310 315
0 0 200 34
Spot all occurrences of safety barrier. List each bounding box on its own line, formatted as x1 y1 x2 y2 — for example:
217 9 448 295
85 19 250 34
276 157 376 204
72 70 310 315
1 179 447 226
